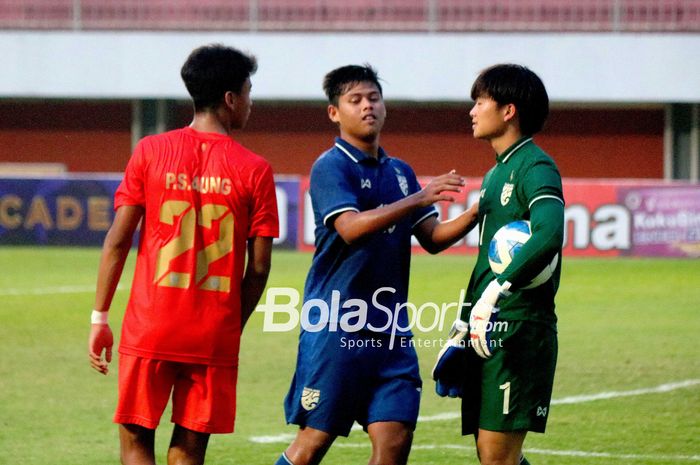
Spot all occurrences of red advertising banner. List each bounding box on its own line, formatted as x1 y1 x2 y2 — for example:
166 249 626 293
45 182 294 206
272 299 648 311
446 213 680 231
298 177 700 258
562 180 621 257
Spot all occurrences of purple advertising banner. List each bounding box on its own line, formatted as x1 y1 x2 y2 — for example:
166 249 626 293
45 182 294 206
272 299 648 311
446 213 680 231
619 185 700 257
273 176 299 249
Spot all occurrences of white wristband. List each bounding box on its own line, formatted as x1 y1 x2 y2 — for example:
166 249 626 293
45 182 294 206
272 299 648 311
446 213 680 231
91 309 109 324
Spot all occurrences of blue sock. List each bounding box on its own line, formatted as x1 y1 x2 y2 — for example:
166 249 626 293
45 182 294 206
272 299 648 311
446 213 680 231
275 452 294 465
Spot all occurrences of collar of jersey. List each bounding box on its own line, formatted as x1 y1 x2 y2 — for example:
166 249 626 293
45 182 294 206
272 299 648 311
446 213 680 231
497 136 533 164
182 126 232 140
334 137 387 164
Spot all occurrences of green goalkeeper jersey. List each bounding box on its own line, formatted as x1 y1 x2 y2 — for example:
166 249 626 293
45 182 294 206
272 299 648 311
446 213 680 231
464 136 565 324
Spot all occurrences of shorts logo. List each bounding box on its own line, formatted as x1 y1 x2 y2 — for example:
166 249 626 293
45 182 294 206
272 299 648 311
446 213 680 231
500 182 514 206
361 178 372 189
301 387 321 411
536 406 548 417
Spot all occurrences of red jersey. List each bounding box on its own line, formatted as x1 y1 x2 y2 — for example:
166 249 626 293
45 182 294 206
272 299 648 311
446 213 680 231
114 127 279 366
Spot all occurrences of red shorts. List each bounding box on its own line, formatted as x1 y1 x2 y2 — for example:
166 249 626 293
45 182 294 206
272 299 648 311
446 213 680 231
114 354 238 434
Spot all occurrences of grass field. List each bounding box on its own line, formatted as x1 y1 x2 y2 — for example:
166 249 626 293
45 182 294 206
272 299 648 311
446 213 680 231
1 247 699 464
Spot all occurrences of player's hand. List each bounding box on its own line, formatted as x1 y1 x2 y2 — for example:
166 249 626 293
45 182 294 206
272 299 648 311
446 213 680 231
469 280 510 359
89 323 113 375
432 319 469 397
417 170 464 207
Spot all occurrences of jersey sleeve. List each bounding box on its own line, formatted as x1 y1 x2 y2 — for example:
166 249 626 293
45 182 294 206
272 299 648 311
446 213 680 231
406 166 438 229
310 155 361 227
114 140 147 209
499 159 564 288
498 198 564 288
520 158 564 210
248 163 280 238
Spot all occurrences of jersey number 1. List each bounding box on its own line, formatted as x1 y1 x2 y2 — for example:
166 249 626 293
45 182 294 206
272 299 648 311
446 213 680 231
500 381 511 415
154 200 234 292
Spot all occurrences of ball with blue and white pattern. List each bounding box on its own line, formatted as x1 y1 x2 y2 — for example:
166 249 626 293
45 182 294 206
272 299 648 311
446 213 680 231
488 220 558 289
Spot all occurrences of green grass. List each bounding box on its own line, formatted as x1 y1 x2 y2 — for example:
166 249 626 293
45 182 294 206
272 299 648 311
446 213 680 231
1 248 699 464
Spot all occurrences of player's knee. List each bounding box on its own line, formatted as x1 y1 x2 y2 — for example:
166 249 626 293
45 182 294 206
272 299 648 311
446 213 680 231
369 427 413 465
476 432 523 465
285 445 326 465
476 450 521 465
119 423 155 464
478 458 519 465
285 430 334 465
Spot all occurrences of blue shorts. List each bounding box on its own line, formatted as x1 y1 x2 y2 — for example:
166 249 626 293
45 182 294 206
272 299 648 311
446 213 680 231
284 329 422 437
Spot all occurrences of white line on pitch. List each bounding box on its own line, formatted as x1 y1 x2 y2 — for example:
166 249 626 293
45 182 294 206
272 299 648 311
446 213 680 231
249 379 700 444
0 283 129 296
551 379 700 405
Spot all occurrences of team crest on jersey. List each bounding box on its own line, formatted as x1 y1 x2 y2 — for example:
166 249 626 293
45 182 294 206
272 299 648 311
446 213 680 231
394 171 409 197
301 387 321 411
500 182 514 206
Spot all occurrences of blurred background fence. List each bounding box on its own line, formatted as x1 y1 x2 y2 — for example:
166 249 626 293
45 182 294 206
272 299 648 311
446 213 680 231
1 0 699 32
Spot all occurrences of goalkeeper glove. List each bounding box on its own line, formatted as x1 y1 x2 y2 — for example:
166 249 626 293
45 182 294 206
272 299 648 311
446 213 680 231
432 319 469 397
469 279 511 359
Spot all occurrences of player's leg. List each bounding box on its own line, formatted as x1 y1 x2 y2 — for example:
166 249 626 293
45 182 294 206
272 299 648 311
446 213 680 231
278 426 336 465
475 429 526 465
363 336 421 465
474 433 530 465
366 421 413 465
114 355 177 465
167 424 210 465
119 423 156 465
474 321 557 465
280 330 365 464
168 362 237 463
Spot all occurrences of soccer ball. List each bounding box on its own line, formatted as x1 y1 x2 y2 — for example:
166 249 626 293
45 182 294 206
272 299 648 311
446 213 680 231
488 220 558 289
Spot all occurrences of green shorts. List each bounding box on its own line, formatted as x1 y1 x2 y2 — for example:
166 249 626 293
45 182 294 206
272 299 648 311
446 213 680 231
461 320 557 435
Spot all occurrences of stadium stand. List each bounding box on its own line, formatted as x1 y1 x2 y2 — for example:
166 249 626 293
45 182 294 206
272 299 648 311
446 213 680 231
0 0 698 32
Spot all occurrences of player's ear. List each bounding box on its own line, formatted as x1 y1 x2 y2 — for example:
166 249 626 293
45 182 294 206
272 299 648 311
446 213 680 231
327 104 340 124
224 91 237 110
502 103 517 123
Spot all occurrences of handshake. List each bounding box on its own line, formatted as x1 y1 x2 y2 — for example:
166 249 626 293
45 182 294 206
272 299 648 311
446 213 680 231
432 280 510 397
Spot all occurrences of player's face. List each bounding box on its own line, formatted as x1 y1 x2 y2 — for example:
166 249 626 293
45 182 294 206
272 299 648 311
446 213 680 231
329 81 386 143
469 95 509 140
231 78 253 129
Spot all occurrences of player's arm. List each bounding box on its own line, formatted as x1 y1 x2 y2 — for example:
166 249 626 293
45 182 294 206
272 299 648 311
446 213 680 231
468 198 564 358
89 205 143 375
414 200 479 254
241 236 273 329
498 197 564 288
333 172 464 245
499 160 565 288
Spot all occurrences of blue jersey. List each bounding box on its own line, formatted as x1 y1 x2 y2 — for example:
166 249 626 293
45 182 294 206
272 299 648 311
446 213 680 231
303 137 438 335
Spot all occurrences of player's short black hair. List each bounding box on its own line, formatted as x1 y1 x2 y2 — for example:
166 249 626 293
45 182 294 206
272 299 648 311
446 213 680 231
180 44 257 112
471 64 549 136
323 64 383 106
